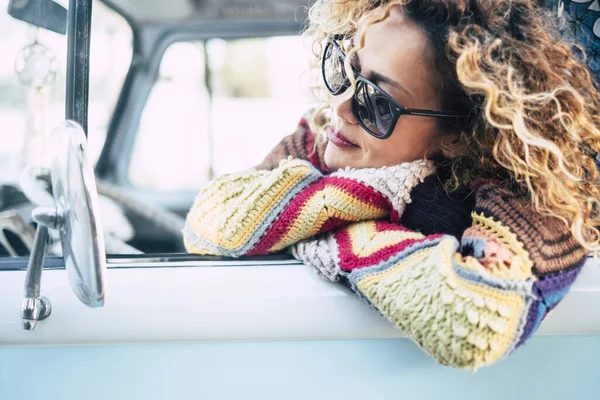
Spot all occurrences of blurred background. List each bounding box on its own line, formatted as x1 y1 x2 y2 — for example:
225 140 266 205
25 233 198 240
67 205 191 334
0 0 315 193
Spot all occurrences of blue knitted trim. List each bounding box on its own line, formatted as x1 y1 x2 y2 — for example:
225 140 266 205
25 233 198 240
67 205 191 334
346 236 445 291
452 259 536 295
460 235 487 258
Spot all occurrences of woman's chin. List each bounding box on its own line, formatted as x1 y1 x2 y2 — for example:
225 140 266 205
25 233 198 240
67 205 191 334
324 142 361 170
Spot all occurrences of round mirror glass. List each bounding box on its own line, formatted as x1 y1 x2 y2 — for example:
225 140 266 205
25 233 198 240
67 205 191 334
50 121 106 307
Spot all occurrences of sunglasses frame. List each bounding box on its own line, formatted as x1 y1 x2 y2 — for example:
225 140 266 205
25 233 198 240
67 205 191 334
322 37 466 139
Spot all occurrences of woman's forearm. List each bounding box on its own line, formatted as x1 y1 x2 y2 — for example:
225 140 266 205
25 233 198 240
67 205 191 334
292 182 588 370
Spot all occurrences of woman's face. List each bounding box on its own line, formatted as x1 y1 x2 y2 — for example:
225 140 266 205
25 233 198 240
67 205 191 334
324 7 450 170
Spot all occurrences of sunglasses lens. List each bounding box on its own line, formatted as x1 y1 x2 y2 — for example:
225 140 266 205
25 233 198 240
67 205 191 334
353 81 395 137
323 42 348 94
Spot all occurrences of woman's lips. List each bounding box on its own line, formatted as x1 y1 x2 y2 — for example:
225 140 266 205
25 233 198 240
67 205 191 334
328 129 357 148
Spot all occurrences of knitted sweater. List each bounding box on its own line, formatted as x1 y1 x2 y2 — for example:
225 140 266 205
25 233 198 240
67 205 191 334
185 116 589 370
256 116 477 238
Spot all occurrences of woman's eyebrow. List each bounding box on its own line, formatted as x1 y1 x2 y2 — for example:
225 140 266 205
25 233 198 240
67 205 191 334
351 42 413 98
370 71 414 98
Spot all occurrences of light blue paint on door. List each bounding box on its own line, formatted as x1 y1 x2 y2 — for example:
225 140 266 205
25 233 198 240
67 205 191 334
1 335 599 400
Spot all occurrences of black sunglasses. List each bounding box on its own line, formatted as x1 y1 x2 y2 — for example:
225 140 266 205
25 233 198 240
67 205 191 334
322 37 466 139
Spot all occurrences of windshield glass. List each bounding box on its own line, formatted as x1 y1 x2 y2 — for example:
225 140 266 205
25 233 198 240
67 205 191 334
129 36 314 192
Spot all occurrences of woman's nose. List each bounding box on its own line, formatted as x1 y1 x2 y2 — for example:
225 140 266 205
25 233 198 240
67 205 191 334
333 87 358 125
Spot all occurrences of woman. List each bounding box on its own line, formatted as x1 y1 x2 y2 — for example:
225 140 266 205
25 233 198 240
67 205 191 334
184 0 600 369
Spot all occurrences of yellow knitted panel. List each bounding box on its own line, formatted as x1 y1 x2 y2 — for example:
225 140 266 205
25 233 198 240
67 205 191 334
186 160 316 249
184 239 220 256
270 187 388 252
347 222 425 257
323 184 388 220
356 237 526 370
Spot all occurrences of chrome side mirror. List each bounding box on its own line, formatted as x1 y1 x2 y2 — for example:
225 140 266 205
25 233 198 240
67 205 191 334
21 121 107 330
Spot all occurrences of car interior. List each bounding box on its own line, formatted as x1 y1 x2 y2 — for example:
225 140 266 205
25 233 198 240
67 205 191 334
0 0 314 261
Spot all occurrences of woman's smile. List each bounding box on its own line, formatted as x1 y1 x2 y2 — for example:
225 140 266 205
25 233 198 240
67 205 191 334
327 127 358 148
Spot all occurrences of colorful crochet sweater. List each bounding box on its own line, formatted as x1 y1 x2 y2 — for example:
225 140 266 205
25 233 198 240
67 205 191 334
184 116 589 370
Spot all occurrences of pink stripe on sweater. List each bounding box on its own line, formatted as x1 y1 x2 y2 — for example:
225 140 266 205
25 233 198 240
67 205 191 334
247 177 391 255
334 221 444 271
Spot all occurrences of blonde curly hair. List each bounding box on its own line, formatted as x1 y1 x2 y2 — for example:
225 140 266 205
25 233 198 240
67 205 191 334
303 0 600 252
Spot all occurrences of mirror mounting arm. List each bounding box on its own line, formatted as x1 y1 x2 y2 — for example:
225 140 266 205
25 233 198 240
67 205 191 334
20 121 108 331
21 224 52 330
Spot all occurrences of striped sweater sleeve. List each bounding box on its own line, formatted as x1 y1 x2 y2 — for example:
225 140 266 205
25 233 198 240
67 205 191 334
292 182 589 369
184 157 435 257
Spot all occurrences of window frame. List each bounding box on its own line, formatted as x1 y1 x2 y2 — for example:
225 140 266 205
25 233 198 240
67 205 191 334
2 254 600 344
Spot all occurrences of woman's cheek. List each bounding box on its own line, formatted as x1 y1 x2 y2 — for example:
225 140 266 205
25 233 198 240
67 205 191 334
324 142 363 170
